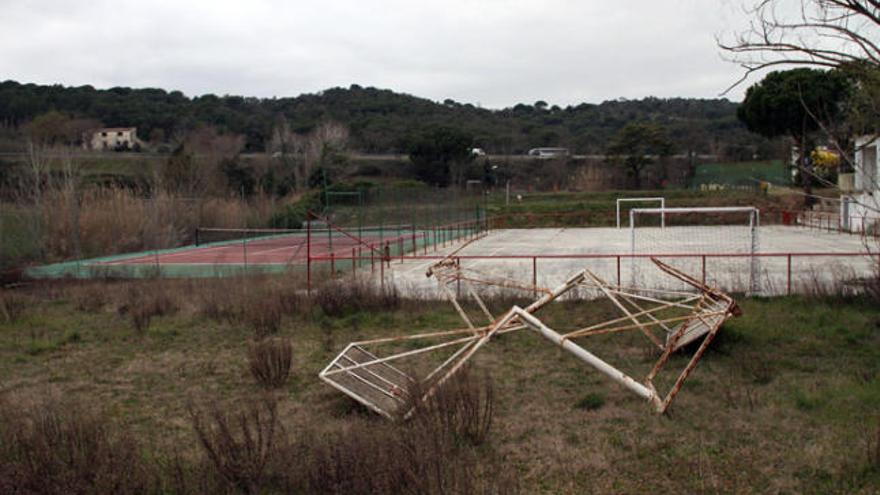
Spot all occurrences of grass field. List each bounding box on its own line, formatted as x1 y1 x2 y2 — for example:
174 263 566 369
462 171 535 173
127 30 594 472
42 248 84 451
1 277 879 493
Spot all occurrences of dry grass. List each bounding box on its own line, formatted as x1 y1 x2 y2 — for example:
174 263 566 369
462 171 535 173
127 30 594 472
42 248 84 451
116 282 178 334
0 395 155 495
35 187 278 262
872 417 880 471
302 414 515 495
70 281 112 312
0 289 27 323
2 279 879 493
240 295 285 338
314 279 400 317
248 337 293 389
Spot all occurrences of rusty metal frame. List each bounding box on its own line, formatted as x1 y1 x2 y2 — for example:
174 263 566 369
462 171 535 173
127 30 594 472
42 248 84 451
319 269 582 418
517 259 741 413
319 257 740 417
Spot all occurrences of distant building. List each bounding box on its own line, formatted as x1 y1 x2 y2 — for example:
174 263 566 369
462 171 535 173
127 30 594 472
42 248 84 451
527 147 569 158
86 127 142 151
841 135 879 233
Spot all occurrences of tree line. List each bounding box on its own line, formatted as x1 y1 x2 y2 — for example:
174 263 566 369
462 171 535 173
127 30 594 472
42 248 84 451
0 80 772 158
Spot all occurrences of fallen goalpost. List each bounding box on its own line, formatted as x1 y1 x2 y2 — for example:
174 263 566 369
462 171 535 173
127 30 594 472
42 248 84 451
320 256 741 418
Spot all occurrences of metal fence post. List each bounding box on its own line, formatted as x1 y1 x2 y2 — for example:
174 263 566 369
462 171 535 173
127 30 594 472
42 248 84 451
616 255 621 287
307 215 312 295
787 254 792 296
456 257 462 298
532 256 537 298
701 255 706 286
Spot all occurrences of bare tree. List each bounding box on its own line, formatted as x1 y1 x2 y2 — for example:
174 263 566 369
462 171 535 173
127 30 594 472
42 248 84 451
159 126 245 198
269 119 348 192
721 0 880 230
719 1 880 88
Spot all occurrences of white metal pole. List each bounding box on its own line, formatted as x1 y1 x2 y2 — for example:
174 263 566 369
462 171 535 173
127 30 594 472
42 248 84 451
616 199 621 229
660 198 665 229
514 307 656 402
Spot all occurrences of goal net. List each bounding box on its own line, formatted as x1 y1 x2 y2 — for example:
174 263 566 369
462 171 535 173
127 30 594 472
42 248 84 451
629 206 760 293
616 197 665 228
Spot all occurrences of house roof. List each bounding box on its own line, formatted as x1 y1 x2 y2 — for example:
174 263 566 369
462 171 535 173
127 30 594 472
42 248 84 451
95 127 136 133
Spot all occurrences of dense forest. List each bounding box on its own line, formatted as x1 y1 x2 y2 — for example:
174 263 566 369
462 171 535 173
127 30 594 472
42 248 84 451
0 80 773 158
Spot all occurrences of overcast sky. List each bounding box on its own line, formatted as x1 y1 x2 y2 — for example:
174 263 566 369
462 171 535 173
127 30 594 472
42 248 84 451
0 0 758 108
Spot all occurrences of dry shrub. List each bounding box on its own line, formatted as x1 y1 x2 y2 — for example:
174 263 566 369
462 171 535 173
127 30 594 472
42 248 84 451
240 294 284 338
408 366 495 447
0 395 154 494
39 187 277 262
116 282 178 334
300 417 516 495
71 282 111 312
314 280 399 317
867 261 880 304
0 289 27 323
871 417 880 470
249 337 293 388
189 397 280 495
195 277 303 335
195 277 243 322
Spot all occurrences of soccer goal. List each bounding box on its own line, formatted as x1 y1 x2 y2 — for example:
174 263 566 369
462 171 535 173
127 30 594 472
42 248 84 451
629 206 760 294
616 197 665 228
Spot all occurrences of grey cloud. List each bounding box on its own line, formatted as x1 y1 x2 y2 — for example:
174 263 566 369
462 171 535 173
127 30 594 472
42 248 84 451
0 0 757 107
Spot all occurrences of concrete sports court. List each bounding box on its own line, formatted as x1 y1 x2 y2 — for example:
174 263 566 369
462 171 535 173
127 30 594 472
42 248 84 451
382 225 877 297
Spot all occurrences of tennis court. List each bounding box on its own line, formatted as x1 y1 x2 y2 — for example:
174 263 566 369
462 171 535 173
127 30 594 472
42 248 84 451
23 221 482 278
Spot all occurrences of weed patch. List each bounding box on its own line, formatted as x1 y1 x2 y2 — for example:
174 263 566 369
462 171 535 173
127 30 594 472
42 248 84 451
575 392 606 411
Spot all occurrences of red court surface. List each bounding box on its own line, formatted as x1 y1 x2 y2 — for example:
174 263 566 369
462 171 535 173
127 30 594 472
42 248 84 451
100 234 410 266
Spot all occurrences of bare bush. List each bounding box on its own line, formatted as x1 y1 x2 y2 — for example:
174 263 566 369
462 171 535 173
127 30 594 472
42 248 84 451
0 289 27 323
408 366 495 448
0 396 154 494
249 337 293 388
189 397 280 495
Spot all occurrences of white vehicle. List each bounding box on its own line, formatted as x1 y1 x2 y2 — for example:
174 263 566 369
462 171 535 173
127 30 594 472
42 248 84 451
527 147 569 158
470 147 486 156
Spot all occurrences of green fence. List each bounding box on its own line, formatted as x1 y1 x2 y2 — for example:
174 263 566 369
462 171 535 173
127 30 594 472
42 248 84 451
692 160 788 190
19 184 487 280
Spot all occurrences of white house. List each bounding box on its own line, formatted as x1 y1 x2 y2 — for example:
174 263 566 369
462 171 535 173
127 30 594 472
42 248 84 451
842 135 880 233
87 127 142 150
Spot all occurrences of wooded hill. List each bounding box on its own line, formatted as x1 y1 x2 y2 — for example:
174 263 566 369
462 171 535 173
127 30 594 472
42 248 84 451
0 80 772 158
